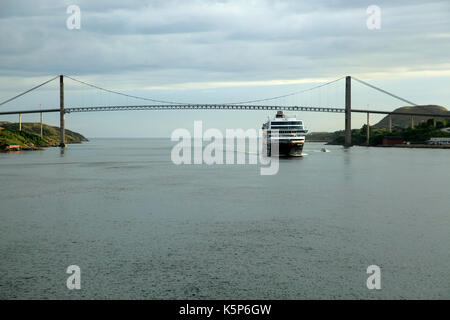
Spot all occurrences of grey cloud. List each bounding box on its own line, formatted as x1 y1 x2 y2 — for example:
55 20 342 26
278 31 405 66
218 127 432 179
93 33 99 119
0 0 449 85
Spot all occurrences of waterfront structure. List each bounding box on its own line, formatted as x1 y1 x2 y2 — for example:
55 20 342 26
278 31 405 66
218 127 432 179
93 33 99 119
1 143 21 151
382 136 404 145
427 137 450 145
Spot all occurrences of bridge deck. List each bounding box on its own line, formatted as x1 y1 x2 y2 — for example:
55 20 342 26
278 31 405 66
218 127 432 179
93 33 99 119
0 104 448 118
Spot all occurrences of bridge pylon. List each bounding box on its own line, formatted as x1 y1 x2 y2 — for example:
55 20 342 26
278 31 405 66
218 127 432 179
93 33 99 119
59 75 65 148
345 76 352 147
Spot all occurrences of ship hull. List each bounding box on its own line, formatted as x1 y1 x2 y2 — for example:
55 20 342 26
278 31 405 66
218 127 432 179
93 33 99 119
265 141 304 157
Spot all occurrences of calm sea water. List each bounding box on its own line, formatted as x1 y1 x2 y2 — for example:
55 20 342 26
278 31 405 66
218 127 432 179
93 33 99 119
0 139 449 299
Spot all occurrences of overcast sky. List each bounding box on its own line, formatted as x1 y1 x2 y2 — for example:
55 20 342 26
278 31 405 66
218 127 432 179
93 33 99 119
0 0 449 136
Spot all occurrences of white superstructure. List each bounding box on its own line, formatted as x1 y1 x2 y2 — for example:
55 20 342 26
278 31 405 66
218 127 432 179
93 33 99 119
262 111 308 156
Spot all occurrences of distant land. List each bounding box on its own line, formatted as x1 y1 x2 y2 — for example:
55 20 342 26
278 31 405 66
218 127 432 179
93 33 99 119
373 105 450 130
305 131 337 142
0 122 88 150
307 105 450 145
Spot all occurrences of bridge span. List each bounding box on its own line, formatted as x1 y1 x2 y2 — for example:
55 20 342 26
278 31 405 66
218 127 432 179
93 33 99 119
1 75 448 147
0 104 444 118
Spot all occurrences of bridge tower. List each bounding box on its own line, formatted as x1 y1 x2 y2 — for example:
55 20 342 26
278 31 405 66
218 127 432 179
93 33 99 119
59 75 65 147
345 76 352 147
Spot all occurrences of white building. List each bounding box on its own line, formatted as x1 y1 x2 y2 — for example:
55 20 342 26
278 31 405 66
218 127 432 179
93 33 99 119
427 137 450 145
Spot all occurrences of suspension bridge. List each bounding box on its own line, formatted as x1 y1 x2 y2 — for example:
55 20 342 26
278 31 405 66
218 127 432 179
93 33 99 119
0 75 447 147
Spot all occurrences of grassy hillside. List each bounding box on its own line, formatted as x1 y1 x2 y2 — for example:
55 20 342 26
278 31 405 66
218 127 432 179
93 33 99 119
0 122 88 150
373 105 450 130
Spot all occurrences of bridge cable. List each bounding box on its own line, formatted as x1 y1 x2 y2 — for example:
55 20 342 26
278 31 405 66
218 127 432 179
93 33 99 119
351 76 418 106
0 75 59 107
224 77 345 105
65 75 346 107
64 75 188 105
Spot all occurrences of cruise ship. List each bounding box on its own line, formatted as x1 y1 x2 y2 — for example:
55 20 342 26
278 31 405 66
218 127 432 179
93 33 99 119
262 111 308 157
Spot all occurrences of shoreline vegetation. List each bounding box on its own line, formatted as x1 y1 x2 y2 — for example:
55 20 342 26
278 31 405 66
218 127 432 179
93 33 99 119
307 105 450 148
0 122 88 151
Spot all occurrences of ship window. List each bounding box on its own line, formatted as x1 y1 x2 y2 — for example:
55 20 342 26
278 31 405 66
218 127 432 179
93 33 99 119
271 126 304 130
270 121 302 126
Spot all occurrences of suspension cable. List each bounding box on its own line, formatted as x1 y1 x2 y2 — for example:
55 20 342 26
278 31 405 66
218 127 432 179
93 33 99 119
224 77 346 104
64 75 188 105
65 75 346 106
351 76 418 106
0 75 59 107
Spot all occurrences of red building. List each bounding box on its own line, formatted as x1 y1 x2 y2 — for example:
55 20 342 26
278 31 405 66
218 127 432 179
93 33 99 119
382 136 403 145
1 143 21 151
